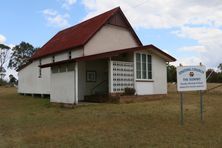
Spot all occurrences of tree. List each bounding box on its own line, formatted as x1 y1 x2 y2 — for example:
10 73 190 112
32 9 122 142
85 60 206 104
218 73 222 83
0 44 10 80
167 63 177 82
8 42 37 70
9 74 17 86
218 63 222 72
206 69 220 83
0 67 6 80
217 63 222 83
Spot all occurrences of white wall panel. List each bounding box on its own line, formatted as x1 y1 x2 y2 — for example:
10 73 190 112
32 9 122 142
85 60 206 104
18 61 50 94
134 50 167 95
135 82 154 95
84 24 139 56
152 54 167 94
77 61 86 101
50 71 75 104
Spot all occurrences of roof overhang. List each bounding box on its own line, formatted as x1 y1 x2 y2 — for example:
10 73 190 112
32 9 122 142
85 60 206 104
16 61 32 72
40 45 176 68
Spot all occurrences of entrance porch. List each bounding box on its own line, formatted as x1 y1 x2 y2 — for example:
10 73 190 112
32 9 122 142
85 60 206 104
77 52 134 102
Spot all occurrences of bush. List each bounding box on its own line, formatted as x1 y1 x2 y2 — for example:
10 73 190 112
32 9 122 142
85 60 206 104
124 87 136 95
0 79 8 86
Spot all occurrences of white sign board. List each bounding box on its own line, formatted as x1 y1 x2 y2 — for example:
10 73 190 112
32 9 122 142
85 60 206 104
177 66 207 91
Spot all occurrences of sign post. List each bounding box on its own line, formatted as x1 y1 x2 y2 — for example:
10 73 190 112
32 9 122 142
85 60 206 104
200 90 203 122
180 92 184 125
176 65 206 125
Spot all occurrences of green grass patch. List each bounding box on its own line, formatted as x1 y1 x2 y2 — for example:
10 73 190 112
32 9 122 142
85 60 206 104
0 85 222 147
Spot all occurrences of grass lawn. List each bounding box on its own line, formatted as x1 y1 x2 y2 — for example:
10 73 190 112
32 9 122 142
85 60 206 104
0 84 222 147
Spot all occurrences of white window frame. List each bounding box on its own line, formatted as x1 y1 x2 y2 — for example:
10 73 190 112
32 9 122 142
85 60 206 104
135 52 152 81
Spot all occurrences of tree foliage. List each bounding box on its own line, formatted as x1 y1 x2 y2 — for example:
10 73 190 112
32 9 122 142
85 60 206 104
0 44 10 80
206 69 222 83
167 63 222 83
9 74 17 86
0 78 8 86
0 67 6 80
8 42 37 70
218 63 222 72
167 63 177 82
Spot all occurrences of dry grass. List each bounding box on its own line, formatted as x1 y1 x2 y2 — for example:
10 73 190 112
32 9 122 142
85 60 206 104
0 84 222 147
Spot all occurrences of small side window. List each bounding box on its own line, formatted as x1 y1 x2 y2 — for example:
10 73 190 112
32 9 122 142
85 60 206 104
67 63 75 71
60 65 66 73
51 66 59 73
68 51 72 60
52 56 55 62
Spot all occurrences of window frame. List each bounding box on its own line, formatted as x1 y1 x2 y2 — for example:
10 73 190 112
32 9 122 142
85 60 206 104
86 71 97 82
135 52 152 81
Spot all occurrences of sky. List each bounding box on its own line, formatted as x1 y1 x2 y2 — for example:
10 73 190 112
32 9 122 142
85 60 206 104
1 0 222 79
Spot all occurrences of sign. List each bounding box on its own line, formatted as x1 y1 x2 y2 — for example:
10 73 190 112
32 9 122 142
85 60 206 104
177 65 206 91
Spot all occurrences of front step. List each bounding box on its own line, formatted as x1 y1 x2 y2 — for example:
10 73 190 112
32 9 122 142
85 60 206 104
84 94 119 103
84 94 109 103
84 94 165 103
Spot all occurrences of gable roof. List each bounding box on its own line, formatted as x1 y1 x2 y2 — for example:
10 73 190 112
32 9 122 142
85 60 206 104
31 7 142 60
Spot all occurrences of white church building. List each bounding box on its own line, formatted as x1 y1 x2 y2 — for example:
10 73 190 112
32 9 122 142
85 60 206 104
18 7 176 104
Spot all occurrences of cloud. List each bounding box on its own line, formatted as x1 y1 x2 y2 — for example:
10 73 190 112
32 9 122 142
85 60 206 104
61 0 77 10
42 9 70 28
81 0 222 29
174 27 222 68
42 9 57 16
173 27 222 44
81 0 222 68
41 0 77 28
171 56 203 67
0 34 6 44
178 45 207 53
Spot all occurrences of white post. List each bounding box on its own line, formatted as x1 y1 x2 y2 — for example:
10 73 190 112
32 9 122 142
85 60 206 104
75 62 78 105
108 59 113 93
133 52 136 89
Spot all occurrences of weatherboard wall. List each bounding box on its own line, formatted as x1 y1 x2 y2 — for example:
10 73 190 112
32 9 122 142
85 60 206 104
77 61 86 101
40 48 84 65
84 24 139 56
134 50 167 95
50 71 75 104
152 54 167 94
18 61 50 95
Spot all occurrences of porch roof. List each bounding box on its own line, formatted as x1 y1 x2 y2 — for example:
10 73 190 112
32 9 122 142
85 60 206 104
40 44 176 68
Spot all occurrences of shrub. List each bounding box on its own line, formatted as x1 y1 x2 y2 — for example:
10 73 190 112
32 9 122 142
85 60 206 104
124 87 135 95
0 79 8 86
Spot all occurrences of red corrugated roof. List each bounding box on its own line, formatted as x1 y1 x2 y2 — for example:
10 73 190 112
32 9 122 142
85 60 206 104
31 7 142 60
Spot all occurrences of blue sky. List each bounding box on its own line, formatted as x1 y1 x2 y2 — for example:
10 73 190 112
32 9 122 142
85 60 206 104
1 0 85 47
1 0 222 78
